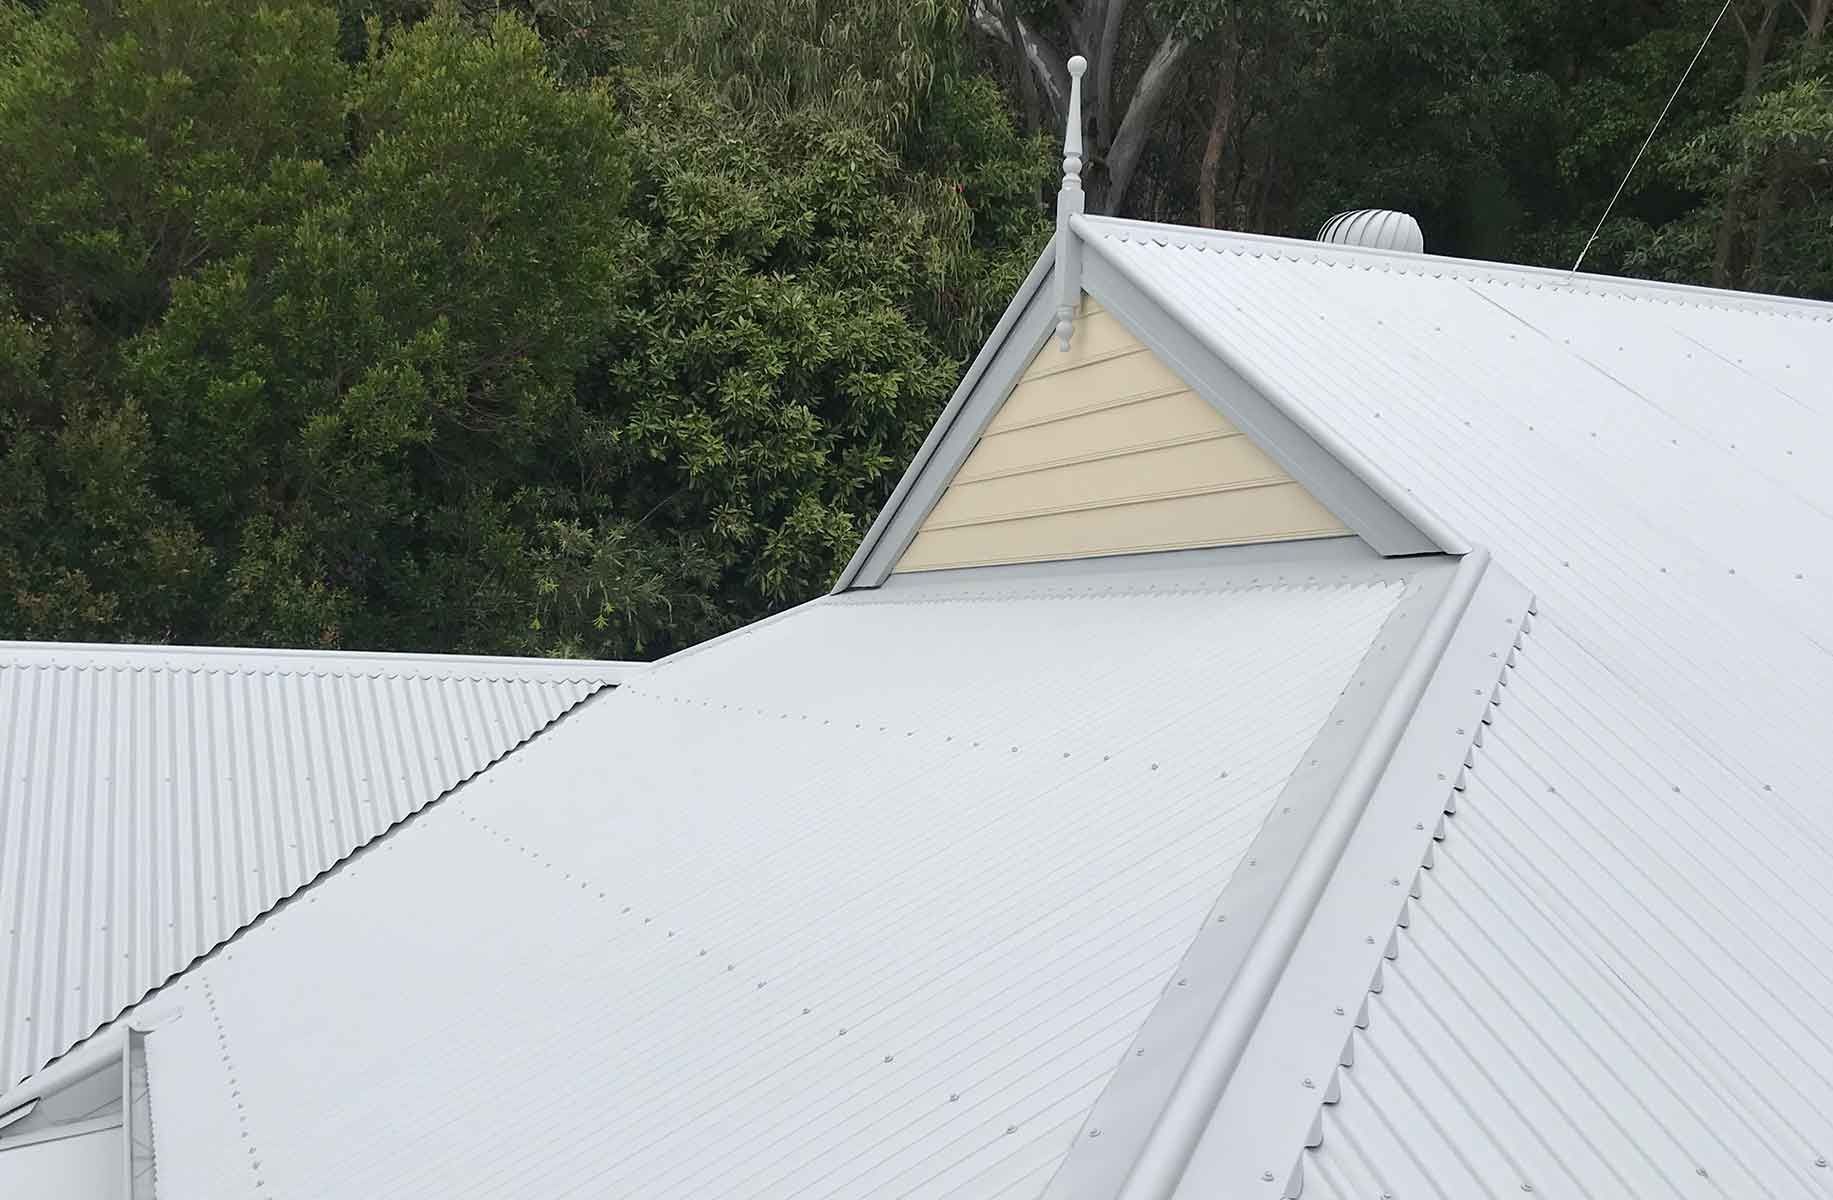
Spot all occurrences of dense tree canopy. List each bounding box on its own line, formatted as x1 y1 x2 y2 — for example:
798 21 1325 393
1 0 1825 657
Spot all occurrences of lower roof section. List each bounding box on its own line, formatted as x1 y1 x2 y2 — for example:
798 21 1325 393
139 548 1424 1199
0 641 629 1092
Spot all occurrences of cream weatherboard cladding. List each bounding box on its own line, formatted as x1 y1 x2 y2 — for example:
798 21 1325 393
893 299 1350 573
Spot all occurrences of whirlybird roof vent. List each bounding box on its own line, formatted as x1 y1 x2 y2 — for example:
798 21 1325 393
1318 209 1425 254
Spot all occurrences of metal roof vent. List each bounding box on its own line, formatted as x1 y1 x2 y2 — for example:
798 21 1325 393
1317 209 1424 254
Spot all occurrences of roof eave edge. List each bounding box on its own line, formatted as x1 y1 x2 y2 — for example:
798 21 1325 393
832 237 1058 592
0 1024 126 1117
1072 214 1468 557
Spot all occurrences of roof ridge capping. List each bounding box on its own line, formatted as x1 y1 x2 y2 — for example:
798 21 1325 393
1078 212 1833 323
1043 547 1537 1198
0 639 637 682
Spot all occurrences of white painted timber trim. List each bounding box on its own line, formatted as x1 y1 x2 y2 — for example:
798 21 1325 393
833 243 1059 591
1106 547 1497 1199
1074 214 1465 557
1177 558 1533 1198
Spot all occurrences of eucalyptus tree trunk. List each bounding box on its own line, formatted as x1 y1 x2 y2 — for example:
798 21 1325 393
971 0 1196 215
1198 44 1240 227
1713 0 1784 286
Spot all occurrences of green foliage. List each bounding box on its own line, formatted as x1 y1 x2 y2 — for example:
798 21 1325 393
11 0 1819 663
553 40 1047 651
0 0 639 650
0 0 1047 658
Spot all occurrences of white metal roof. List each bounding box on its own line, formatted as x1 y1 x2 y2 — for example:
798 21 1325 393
0 641 630 1092
16 217 1833 1200
1070 217 1833 1196
134 554 1419 1198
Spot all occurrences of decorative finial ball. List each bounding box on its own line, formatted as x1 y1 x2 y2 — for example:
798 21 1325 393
1068 55 1088 78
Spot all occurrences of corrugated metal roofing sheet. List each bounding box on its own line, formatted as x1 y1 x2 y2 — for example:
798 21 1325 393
0 642 629 1092
138 560 1411 1199
1077 219 1833 1196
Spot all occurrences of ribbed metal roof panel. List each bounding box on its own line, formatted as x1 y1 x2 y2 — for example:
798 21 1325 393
1080 220 1833 1195
0 642 628 1090
139 562 1409 1199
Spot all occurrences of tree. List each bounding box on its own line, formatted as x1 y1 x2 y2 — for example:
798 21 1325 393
970 0 1221 214
0 0 640 650
547 0 1050 652
0 0 1049 657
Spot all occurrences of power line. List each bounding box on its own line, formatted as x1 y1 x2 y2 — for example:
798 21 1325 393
1569 0 1734 277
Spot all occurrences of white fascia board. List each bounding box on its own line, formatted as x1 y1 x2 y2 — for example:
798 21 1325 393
832 241 1061 591
1074 215 1463 558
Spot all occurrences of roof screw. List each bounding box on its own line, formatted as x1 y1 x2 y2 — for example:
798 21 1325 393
1089 1128 1102 1138
1521 1186 1534 1193
1815 1156 1827 1167
1302 1077 1315 1089
1696 1167 1708 1177
1365 935 1375 945
1262 1171 1275 1182
1334 1006 1345 1015
949 1093 960 1102
1006 1125 1018 1135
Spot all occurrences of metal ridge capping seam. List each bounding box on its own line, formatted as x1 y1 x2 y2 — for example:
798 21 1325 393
1111 546 1493 1199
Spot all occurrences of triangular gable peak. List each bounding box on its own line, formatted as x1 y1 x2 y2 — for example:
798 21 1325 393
835 256 1452 590
895 295 1351 574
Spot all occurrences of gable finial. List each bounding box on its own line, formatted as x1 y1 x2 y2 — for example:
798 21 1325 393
1055 54 1088 351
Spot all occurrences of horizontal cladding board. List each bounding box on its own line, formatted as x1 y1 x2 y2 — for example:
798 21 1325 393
895 295 1355 574
1015 309 1141 381
899 482 1350 573
963 391 1239 480
928 437 1290 529
994 353 1194 433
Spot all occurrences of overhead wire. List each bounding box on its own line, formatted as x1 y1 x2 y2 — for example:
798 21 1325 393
1568 0 1735 277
